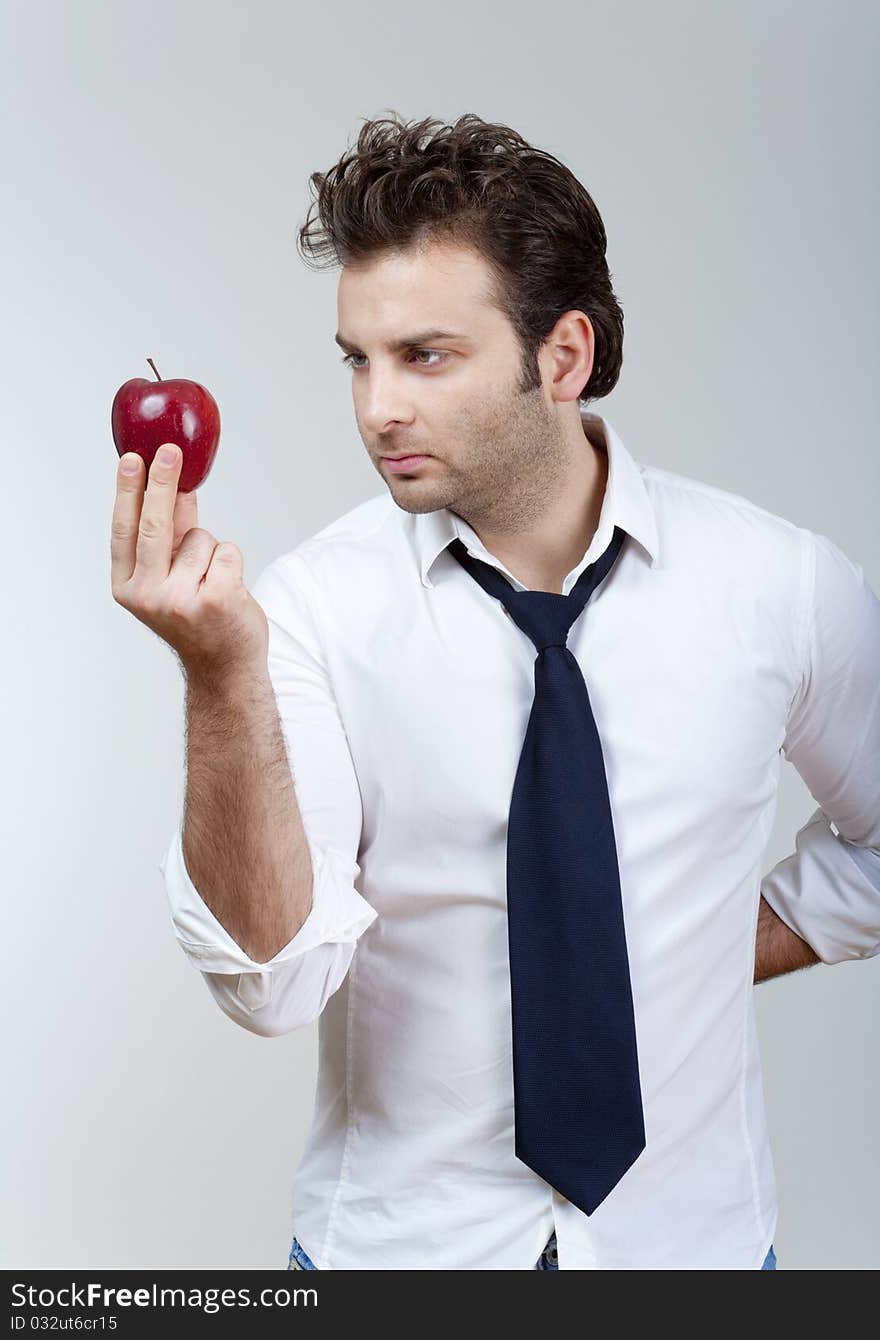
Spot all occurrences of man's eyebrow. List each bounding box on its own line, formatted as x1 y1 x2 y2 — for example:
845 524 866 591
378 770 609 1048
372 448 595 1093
333 329 473 353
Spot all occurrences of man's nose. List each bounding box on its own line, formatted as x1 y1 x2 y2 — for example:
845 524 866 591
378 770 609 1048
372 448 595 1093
358 368 415 434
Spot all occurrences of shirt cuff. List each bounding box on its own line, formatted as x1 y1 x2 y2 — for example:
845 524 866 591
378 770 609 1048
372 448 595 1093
158 823 378 978
761 806 880 964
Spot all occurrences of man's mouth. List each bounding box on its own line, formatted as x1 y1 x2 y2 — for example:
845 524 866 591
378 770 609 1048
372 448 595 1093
382 453 431 472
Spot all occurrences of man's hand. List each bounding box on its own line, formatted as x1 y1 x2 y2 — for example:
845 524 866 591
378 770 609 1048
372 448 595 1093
110 443 269 682
754 893 820 984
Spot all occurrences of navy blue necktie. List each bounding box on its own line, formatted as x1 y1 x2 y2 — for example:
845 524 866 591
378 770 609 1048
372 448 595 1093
447 524 646 1215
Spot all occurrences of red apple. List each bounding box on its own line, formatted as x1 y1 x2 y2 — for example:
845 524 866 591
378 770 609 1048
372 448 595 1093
111 357 221 493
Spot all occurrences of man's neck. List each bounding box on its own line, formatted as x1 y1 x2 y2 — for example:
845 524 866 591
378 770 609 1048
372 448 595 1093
476 441 609 595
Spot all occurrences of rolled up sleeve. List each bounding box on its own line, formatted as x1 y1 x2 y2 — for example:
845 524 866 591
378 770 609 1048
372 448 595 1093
158 547 378 1034
760 527 880 964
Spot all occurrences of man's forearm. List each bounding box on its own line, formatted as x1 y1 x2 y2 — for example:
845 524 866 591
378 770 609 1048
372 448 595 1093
754 892 820 983
181 665 314 964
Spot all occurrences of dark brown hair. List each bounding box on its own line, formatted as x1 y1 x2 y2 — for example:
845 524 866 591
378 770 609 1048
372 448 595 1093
297 111 624 403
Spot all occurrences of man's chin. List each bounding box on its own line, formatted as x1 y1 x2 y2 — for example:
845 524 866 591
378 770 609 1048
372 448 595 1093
385 481 452 516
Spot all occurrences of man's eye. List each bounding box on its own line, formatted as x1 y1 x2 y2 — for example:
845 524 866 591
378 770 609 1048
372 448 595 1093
340 350 447 369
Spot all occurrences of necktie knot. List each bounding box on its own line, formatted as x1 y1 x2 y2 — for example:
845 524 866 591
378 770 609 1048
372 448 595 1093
499 590 583 654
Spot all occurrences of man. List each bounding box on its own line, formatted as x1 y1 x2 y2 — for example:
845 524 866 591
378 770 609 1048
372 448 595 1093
113 113 880 1269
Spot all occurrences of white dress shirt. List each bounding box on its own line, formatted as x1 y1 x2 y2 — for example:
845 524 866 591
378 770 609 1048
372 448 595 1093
159 409 880 1269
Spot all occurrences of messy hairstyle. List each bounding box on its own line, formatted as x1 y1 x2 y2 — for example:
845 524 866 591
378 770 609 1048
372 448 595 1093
297 111 624 403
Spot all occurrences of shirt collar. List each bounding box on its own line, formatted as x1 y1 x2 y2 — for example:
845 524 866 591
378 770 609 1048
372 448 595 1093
411 407 659 589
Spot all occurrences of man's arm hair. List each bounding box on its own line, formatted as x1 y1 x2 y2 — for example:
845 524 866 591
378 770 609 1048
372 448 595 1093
754 892 820 984
182 664 315 964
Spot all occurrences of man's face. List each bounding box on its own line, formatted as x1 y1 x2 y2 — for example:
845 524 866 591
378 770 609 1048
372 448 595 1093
335 241 572 528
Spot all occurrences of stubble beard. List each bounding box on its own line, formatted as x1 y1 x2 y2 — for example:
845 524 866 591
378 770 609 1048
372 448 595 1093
381 381 571 531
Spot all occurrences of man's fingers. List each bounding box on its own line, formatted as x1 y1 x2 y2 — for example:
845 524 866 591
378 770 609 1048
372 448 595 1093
135 443 182 580
110 443 197 597
171 486 200 557
110 451 145 590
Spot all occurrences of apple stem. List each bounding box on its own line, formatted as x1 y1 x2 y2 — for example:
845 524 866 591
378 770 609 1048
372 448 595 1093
146 357 162 381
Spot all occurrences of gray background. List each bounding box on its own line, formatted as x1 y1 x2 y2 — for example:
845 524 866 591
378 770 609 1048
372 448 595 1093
2 0 877 1270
